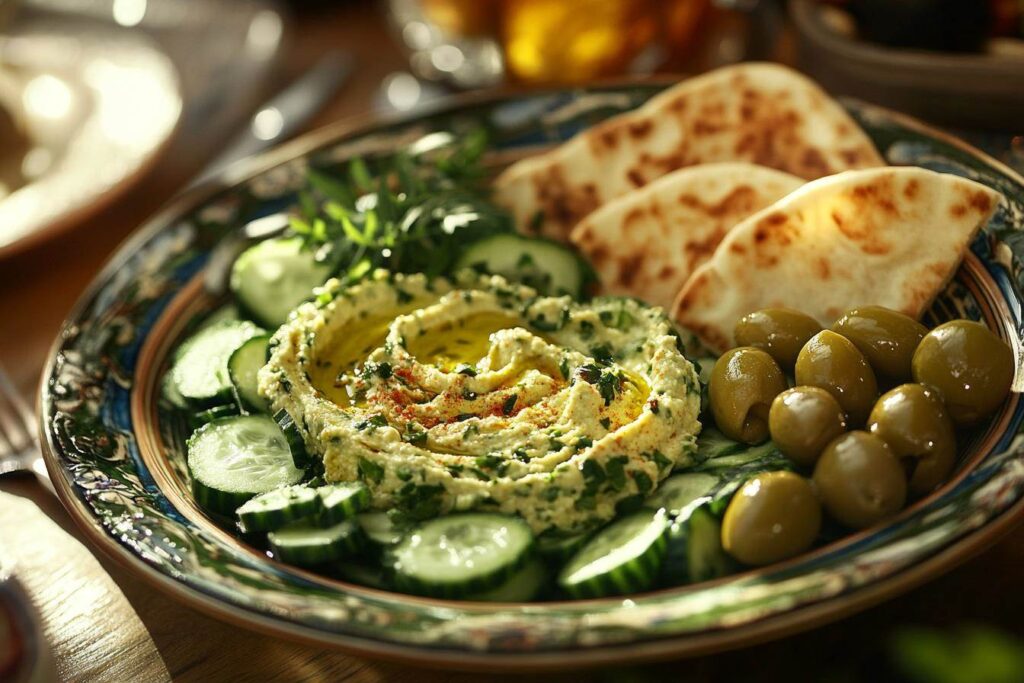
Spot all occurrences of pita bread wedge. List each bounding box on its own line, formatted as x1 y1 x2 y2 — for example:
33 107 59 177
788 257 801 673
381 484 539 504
570 163 804 311
672 167 1003 353
494 63 885 242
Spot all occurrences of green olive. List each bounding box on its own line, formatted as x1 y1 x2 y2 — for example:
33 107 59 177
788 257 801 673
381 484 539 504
867 384 957 497
831 306 927 382
721 471 821 566
912 320 1014 427
709 347 788 444
813 431 907 529
734 308 823 370
768 386 848 467
795 330 879 425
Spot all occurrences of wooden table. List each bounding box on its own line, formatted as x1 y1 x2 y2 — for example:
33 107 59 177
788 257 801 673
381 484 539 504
2 4 1024 681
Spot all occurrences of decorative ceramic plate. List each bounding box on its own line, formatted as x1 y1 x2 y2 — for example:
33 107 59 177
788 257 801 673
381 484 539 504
39 82 1024 671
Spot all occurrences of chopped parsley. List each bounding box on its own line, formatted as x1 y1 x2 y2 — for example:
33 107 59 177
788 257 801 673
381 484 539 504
605 456 628 491
599 306 635 330
633 471 654 495
361 361 392 380
403 422 427 445
455 363 477 377
355 413 389 431
475 454 509 477
358 457 384 484
391 482 444 523
590 343 615 366
652 450 672 471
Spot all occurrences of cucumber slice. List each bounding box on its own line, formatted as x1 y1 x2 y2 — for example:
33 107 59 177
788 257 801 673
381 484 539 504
536 531 591 563
335 560 392 590
465 559 547 602
187 415 304 515
160 371 189 410
316 482 370 526
197 303 241 330
643 472 719 517
230 236 333 328
684 506 736 583
558 510 669 599
268 518 365 567
171 320 264 407
454 233 587 298
699 441 782 470
659 518 691 587
391 513 535 598
274 409 309 469
229 334 272 413
188 403 241 431
236 485 321 532
696 427 748 462
357 511 404 547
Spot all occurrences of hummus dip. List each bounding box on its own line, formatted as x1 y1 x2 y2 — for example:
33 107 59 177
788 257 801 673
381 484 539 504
259 270 701 534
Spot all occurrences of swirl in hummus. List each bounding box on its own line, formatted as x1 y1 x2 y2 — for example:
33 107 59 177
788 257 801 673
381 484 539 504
259 270 701 534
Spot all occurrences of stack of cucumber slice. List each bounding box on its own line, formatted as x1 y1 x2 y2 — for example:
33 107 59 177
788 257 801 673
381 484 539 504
163 227 807 602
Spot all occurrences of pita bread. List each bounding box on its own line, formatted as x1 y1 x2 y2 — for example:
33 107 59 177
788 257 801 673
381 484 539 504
570 163 804 311
494 63 885 242
672 167 1003 353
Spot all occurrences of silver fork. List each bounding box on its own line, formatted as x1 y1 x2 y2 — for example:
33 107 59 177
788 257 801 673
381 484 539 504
0 365 53 492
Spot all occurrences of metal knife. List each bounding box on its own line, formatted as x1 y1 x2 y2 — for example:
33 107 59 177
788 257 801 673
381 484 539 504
189 50 354 188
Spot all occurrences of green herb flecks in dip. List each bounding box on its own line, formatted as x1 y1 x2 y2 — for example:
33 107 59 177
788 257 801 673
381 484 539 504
260 270 701 534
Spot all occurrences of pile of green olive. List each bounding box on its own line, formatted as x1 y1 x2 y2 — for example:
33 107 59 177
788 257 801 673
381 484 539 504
711 306 1015 567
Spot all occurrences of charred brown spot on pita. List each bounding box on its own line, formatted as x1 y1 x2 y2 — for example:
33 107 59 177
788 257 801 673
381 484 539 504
574 226 595 245
815 257 831 280
693 120 725 135
851 178 899 215
967 189 994 214
685 229 728 271
658 265 676 280
801 149 828 177
667 96 688 114
730 242 747 255
589 244 609 266
628 120 652 139
840 149 864 165
831 203 892 256
532 166 600 238
904 179 920 199
759 212 788 229
677 186 757 219
616 254 645 288
623 207 646 228
587 125 620 154
627 169 645 188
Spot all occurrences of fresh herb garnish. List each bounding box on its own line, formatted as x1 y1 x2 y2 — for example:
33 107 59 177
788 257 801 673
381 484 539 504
290 130 512 282
358 457 384 484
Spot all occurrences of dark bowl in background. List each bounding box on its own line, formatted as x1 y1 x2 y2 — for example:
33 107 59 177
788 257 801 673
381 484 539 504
791 0 1024 132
